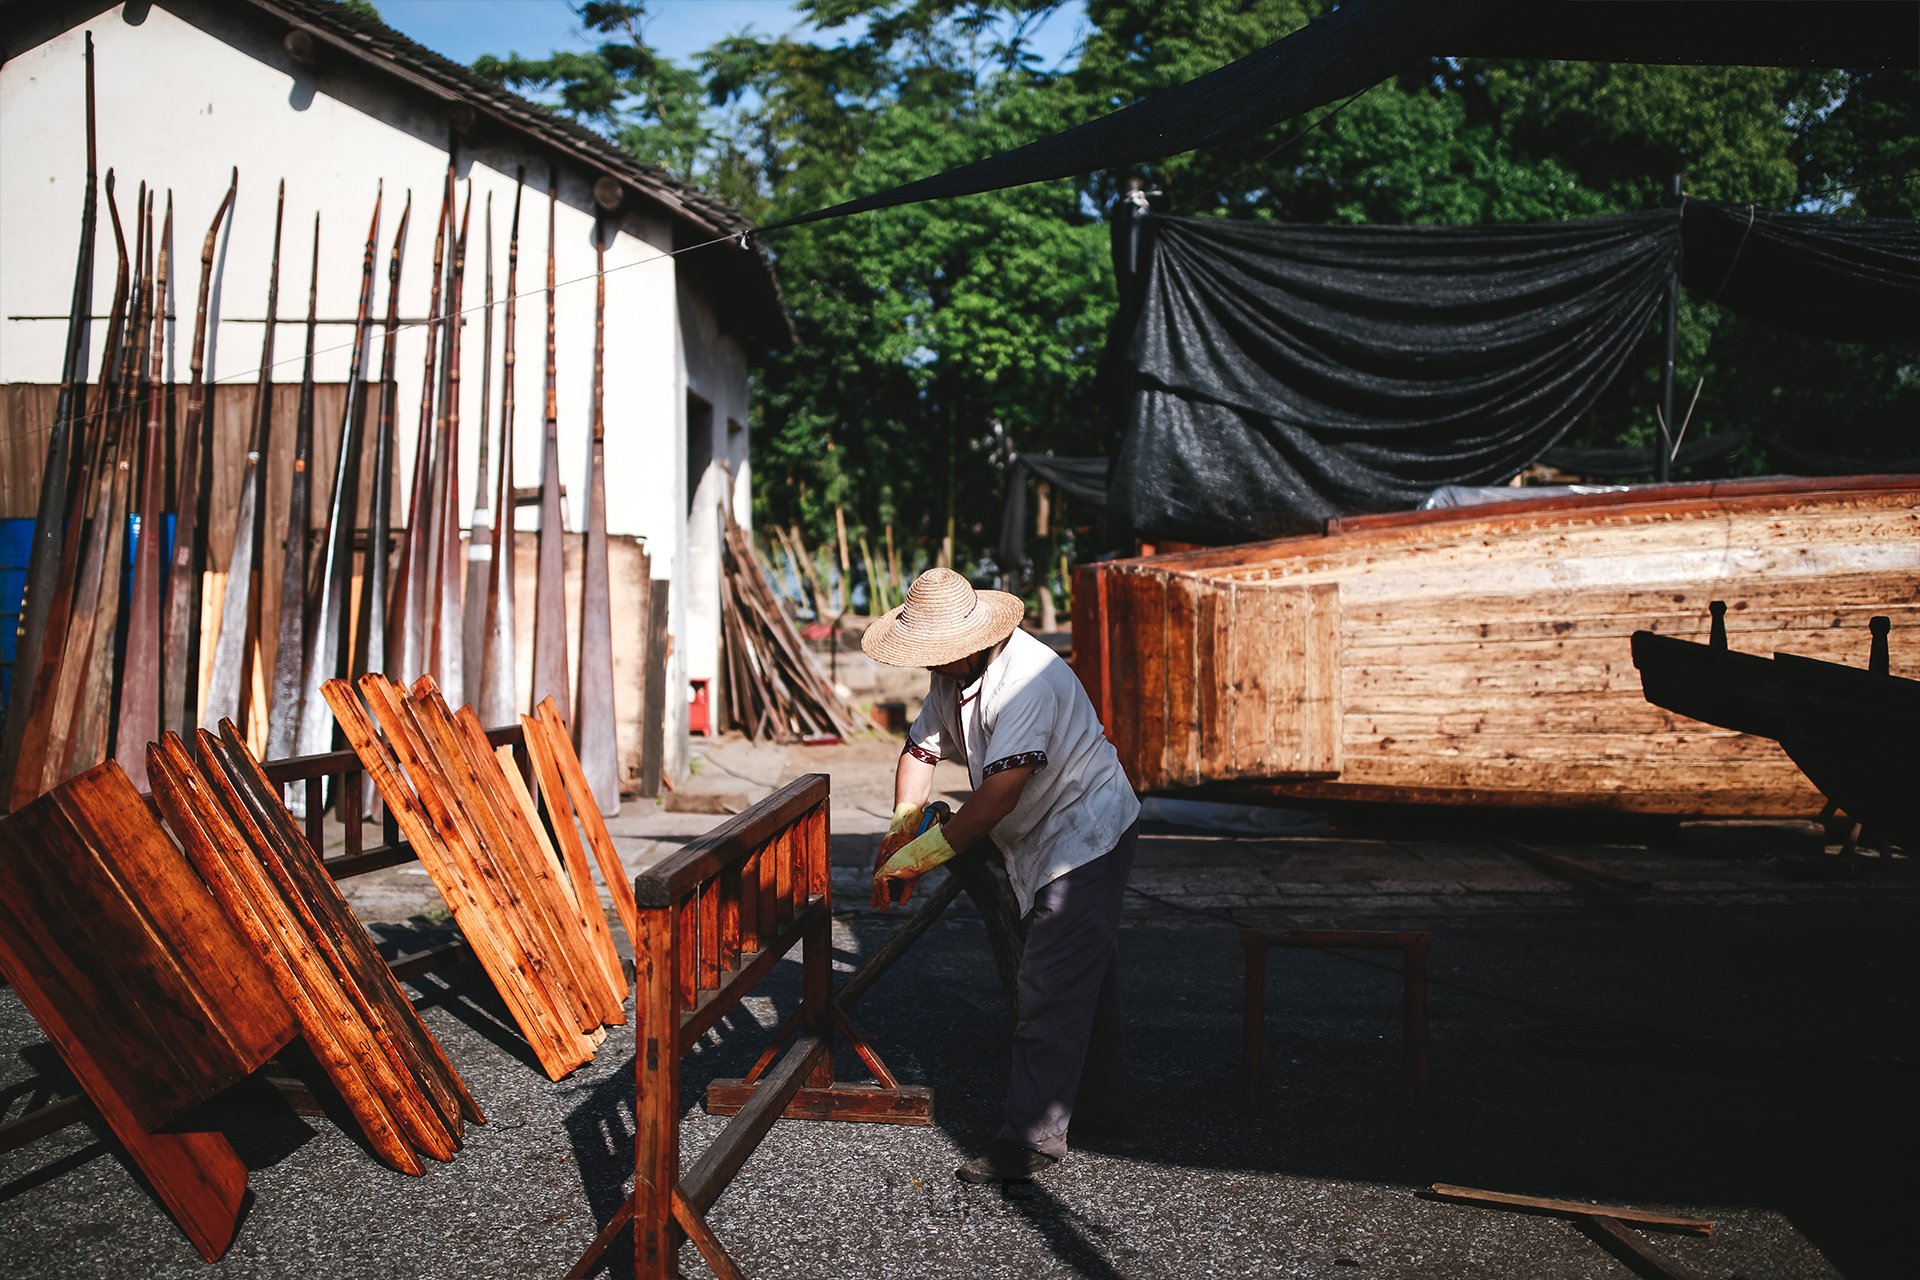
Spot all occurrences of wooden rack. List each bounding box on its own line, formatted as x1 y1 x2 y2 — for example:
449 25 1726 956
567 774 933 1280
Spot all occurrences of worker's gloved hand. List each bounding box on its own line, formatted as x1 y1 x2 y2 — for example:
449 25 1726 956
873 822 958 908
871 803 925 908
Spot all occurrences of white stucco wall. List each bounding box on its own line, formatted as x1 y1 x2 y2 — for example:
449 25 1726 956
1 2 762 776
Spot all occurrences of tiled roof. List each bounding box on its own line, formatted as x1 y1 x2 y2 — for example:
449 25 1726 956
245 0 793 347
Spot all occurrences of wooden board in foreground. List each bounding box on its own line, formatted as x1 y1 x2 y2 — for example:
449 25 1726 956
1428 1183 1714 1235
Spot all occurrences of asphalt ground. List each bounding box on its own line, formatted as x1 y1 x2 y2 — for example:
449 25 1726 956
3 741 1917 1279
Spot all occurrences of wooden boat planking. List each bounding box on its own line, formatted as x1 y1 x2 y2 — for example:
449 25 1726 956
1076 476 1920 817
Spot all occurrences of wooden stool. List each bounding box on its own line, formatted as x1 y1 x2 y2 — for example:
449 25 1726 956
1241 929 1431 1115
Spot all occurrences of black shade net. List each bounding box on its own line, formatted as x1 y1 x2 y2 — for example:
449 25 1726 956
1102 203 1920 546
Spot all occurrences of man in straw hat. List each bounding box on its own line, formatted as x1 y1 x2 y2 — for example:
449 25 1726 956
864 568 1141 1183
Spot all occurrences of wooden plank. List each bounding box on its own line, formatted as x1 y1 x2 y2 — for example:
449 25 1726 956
211 722 481 1130
529 698 641 948
1229 582 1275 780
503 736 625 1010
337 677 589 1079
1494 840 1652 895
702 1081 934 1126
145 737 424 1173
699 869 721 991
1163 574 1201 788
1303 581 1342 775
0 765 294 1130
1428 1184 1713 1235
678 895 698 1011
414 688 611 1032
194 728 460 1160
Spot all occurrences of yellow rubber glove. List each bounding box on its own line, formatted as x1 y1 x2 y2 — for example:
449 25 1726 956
871 802 925 908
873 822 958 908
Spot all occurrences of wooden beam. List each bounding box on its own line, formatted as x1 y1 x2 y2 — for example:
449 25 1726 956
703 1081 934 1126
1584 1213 1712 1280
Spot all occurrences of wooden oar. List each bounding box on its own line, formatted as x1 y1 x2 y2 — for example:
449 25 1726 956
266 212 321 762
160 169 235 741
531 168 569 713
426 184 471 706
65 183 150 778
8 170 129 810
115 190 173 788
476 171 523 727
575 218 618 813
462 192 494 700
0 32 98 806
388 166 451 684
354 192 409 682
203 179 285 734
293 186 381 763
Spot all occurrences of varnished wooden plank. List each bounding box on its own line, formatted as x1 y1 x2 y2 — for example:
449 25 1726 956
194 728 458 1161
529 698 641 949
1164 575 1201 788
1302 582 1343 775
702 1081 935 1126
341 676 590 1078
0 764 294 1131
145 737 424 1173
503 735 626 1014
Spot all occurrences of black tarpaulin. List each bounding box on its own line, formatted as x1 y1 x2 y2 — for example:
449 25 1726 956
762 0 1494 231
998 454 1109 588
1105 203 1920 545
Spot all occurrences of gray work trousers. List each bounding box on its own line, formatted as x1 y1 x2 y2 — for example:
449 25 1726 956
998 820 1139 1158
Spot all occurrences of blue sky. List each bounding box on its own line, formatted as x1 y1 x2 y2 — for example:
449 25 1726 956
375 1 1089 75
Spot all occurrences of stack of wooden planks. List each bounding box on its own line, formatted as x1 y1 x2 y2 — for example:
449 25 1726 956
146 721 484 1174
324 674 632 1080
0 762 297 1260
717 507 862 743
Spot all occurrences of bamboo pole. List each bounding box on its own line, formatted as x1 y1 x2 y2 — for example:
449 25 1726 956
575 217 617 812
0 31 98 806
203 179 286 734
295 186 382 762
115 191 173 789
389 167 451 685
477 172 523 727
355 192 409 683
266 212 321 762
427 184 472 708
531 168 569 714
161 170 235 741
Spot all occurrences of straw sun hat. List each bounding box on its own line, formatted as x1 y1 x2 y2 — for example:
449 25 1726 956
861 568 1025 669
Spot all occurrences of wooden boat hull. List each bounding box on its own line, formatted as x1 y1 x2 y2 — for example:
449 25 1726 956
1073 477 1920 817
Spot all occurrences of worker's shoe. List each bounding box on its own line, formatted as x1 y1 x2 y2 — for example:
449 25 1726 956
954 1139 1058 1184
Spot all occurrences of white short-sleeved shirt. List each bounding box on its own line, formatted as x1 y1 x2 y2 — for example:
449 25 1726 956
905 629 1140 915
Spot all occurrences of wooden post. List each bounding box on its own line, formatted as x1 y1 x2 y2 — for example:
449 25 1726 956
803 805 833 1088
635 903 678 1280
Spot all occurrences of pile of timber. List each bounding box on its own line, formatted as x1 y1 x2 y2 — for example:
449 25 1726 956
0 743 481 1260
717 508 863 742
325 674 631 1080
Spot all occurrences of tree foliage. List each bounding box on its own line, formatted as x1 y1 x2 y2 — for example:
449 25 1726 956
474 1 1918 577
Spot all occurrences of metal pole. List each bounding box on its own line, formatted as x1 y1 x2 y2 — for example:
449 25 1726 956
1659 173 1682 483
